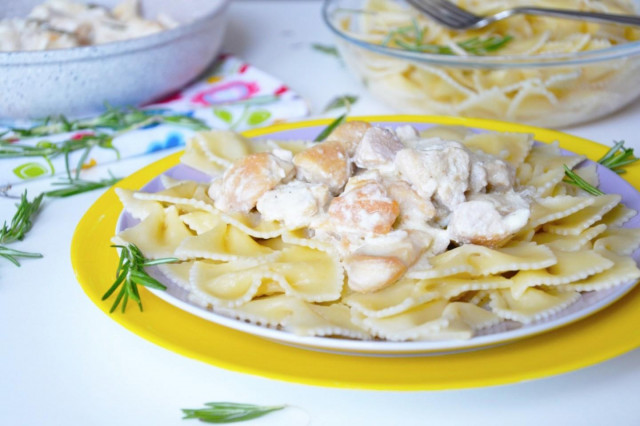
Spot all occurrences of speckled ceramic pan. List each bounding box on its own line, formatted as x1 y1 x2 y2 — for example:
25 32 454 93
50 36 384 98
0 0 229 119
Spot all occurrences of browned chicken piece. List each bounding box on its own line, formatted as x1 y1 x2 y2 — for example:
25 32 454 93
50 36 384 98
354 126 405 170
256 181 331 229
210 152 294 213
385 180 437 227
395 141 471 211
326 120 371 155
328 180 399 235
447 192 530 247
471 151 515 193
293 140 351 194
344 254 406 293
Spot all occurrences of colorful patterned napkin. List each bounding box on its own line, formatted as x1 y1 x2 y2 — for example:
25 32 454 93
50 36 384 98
0 54 309 193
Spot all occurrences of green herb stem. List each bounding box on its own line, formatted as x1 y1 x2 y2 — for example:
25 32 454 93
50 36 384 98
563 165 604 196
182 402 286 423
597 140 638 174
0 246 43 267
314 114 347 142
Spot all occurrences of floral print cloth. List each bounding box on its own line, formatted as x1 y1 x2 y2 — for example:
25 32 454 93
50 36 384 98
0 54 309 191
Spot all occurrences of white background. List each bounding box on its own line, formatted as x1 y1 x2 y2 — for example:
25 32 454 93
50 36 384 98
1 1 640 425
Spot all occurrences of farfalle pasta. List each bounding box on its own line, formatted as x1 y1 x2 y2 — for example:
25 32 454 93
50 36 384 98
113 122 640 342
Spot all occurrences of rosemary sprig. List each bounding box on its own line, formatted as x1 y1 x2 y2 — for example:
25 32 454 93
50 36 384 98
102 244 178 313
0 246 43 267
597 140 637 174
311 43 340 58
0 133 118 161
45 172 121 198
5 105 209 139
563 165 604 196
0 191 44 244
182 402 286 423
314 113 347 142
383 21 512 56
323 95 358 113
0 191 44 266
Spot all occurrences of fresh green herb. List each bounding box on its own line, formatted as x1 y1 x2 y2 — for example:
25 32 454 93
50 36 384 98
323 95 358 113
0 191 44 244
0 246 43 267
383 21 512 56
597 140 638 174
102 244 178 313
0 191 44 266
182 402 286 424
45 172 121 198
311 43 340 58
563 165 604 196
314 113 347 142
5 105 209 139
0 133 118 161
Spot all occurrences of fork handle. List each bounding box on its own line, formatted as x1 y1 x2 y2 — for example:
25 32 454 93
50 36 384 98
511 7 640 27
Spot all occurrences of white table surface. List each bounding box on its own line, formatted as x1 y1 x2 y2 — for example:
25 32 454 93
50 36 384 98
1 1 640 425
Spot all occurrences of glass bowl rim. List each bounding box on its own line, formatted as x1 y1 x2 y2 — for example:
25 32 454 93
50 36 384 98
322 0 640 69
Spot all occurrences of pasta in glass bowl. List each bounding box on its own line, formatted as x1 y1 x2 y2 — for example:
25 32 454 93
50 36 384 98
323 0 640 128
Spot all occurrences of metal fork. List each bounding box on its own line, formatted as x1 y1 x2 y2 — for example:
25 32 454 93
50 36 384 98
406 0 640 30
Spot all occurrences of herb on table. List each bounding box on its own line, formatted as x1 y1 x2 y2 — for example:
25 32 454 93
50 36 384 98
45 172 122 198
102 244 178 313
182 402 286 424
323 95 358 113
311 43 340 58
0 191 44 266
563 165 604 196
383 19 512 55
597 140 638 174
5 105 209 139
314 113 347 142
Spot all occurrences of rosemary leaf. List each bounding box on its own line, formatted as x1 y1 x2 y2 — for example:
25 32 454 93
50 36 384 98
323 95 359 112
597 140 638 174
0 246 43 267
314 114 347 142
0 191 44 245
563 165 604 196
102 244 177 314
44 173 122 198
311 43 340 58
182 402 286 423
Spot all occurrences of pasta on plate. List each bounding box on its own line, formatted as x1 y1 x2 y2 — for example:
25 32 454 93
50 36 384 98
113 121 640 342
330 0 640 127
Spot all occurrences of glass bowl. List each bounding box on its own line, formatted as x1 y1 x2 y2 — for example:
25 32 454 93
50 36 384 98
323 0 640 128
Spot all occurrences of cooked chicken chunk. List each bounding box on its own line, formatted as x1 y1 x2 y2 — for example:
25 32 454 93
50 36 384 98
471 151 514 193
353 127 404 170
344 254 406 293
327 120 371 155
293 140 351 194
448 192 530 247
256 181 330 229
395 141 471 211
328 180 399 235
210 152 294 213
385 179 436 227
394 125 420 145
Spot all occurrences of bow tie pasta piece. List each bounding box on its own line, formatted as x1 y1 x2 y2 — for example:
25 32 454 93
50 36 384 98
531 224 607 252
431 276 513 300
268 245 344 303
557 249 640 292
179 211 223 235
217 210 286 239
191 131 252 169
407 243 557 279
598 203 638 228
115 187 164 221
190 260 283 308
345 278 440 318
181 137 226 177
526 196 596 229
510 249 615 299
157 261 196 291
489 288 581 324
282 302 372 339
175 224 277 263
133 180 214 213
113 205 193 259
593 227 640 255
543 194 621 236
216 294 301 328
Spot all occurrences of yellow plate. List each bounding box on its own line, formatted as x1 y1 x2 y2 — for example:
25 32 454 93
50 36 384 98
71 115 640 390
